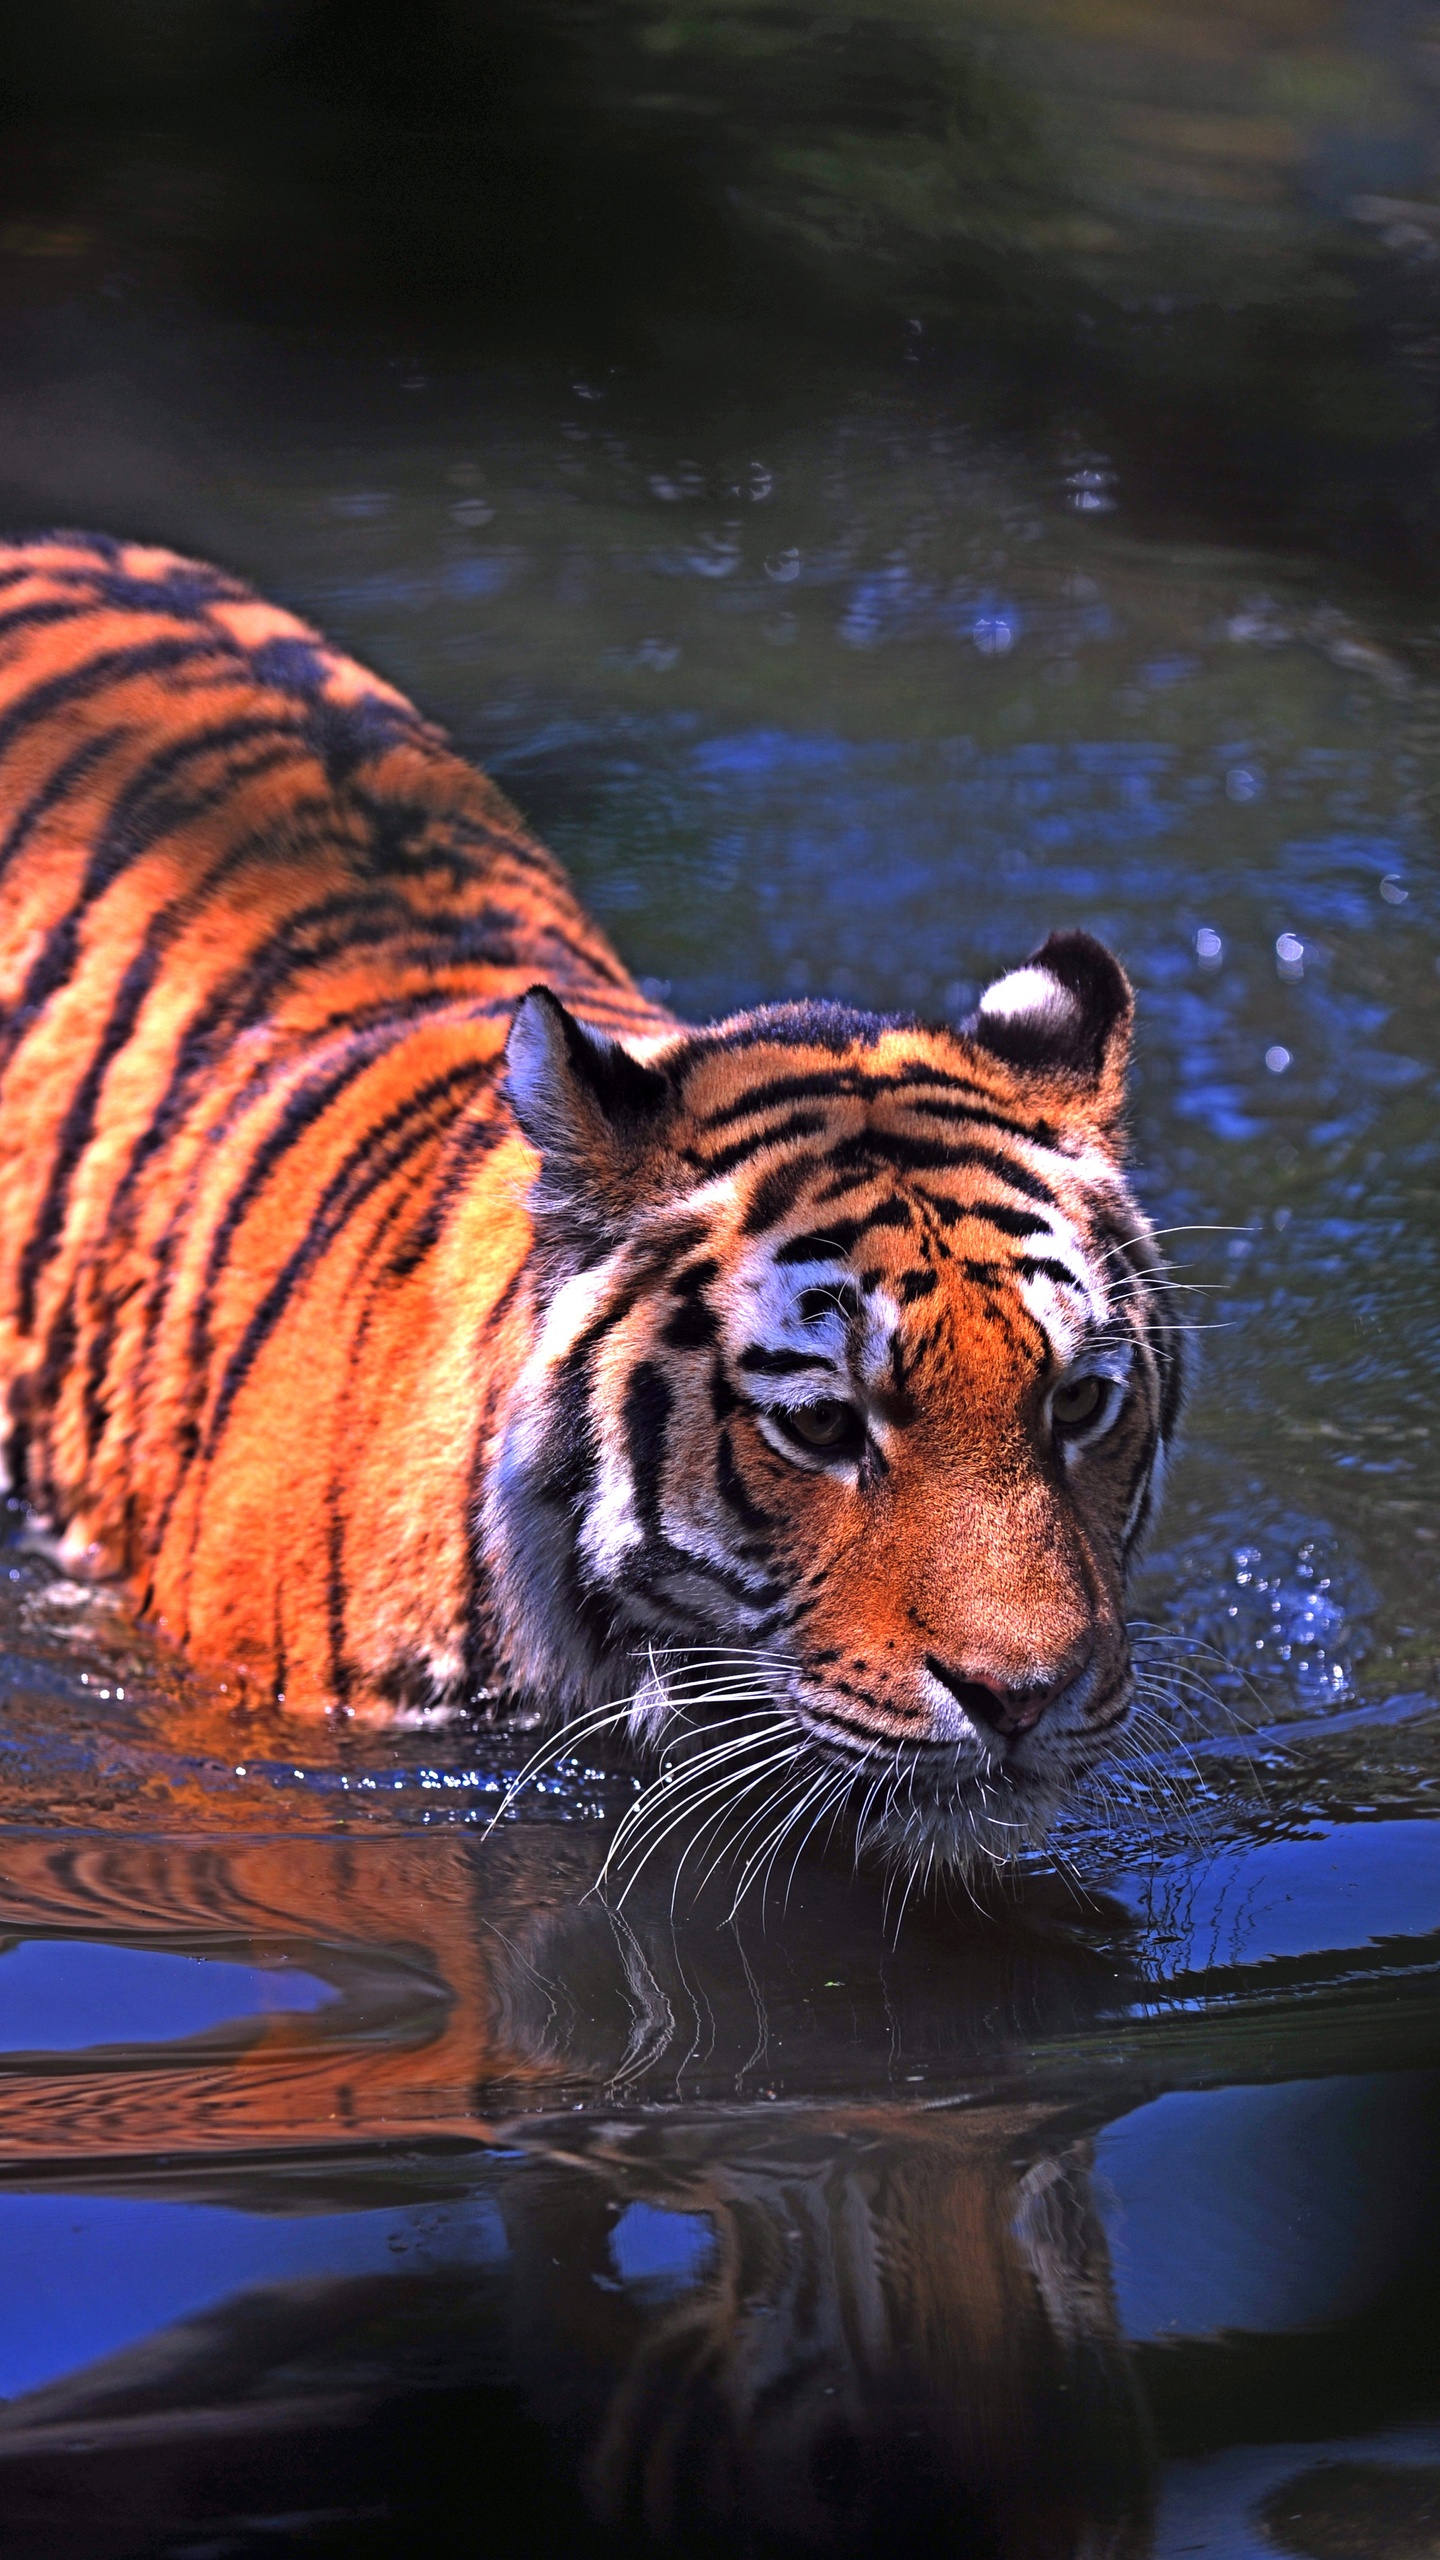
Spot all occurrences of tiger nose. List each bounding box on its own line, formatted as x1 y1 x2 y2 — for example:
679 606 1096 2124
924 1650 1091 1736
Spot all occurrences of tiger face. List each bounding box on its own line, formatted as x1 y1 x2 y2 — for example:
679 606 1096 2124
489 932 1185 1871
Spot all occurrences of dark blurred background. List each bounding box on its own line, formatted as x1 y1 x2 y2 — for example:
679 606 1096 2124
4 0 1440 579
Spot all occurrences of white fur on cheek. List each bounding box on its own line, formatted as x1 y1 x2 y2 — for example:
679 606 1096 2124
978 964 1077 1032
578 1435 644 1581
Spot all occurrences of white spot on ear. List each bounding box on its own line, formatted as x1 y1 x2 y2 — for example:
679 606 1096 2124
977 965 1078 1032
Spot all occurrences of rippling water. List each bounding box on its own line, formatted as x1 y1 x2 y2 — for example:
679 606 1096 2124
0 6 1438 2555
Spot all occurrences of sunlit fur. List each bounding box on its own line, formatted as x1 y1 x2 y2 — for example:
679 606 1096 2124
0 534 1186 1876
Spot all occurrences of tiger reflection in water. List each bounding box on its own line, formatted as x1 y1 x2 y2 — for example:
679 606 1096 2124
0 1828 1151 2557
511 2108 1151 2556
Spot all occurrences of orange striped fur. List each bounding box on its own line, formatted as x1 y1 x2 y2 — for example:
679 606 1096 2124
0 534 1185 1869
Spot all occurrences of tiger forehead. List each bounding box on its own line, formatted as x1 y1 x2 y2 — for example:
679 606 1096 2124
678 1027 1064 1143
716 1170 1105 1380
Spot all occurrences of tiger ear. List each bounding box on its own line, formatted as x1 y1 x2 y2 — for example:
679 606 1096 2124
505 986 674 1234
965 931 1132 1122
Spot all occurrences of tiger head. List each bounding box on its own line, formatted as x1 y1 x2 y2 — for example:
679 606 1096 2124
488 932 1185 1872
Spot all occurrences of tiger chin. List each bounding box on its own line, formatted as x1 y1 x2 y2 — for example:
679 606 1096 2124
0 534 1185 1883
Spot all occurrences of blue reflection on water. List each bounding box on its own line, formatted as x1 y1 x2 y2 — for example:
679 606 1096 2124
1117 1818 1440 1977
1097 2072 1440 2344
0 2190 500 2402
609 2201 715 2298
0 1939 337 2053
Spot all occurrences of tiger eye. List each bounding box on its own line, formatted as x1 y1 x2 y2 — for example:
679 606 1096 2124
785 1399 860 1451
1051 1375 1104 1432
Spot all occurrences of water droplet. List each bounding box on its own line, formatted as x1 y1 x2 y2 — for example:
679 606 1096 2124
972 612 1016 655
1265 1045 1292 1074
1195 926 1223 963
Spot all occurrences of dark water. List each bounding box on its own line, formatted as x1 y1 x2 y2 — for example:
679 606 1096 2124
1 6 1440 2554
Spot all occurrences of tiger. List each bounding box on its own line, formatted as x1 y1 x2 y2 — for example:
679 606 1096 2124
0 531 1184 1871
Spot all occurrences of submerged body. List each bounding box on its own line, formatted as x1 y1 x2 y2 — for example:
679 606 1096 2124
0 534 1183 1868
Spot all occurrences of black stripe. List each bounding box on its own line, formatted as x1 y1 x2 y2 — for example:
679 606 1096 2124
16 941 160 1331
774 1224 863 1263
797 1282 860 1325
739 1346 833 1375
716 1427 772 1531
622 1362 672 1542
326 1494 351 1706
902 1093 1053 1143
913 1192 1052 1241
1015 1255 1082 1293
0 633 231 770
201 1061 488 1464
696 1069 867 1128
0 717 305 1085
109 877 469 1231
462 1263 528 1699
530 1222 710 1527
14 724 315 1335
20 1291 75 1513
0 598 108 650
800 1694 923 1743
384 1102 509 1280
695 1057 999 1128
620 1539 780 1611
709 1356 739 1421
818 1131 1059 1197
694 1108 829 1178
662 1257 720 1350
99 988 504 1453
185 1020 450 1383
741 1155 813 1235
0 726 127 890
323 1152 458 1698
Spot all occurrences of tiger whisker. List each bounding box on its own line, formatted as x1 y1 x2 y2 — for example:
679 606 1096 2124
735 1766 827 1919
603 1760 801 1913
756 1764 844 1921
696 1759 815 1901
597 1721 795 1871
670 1748 810 1915
599 1735 800 1902
726 1765 825 1919
486 1685 781 1835
782 1760 860 1913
